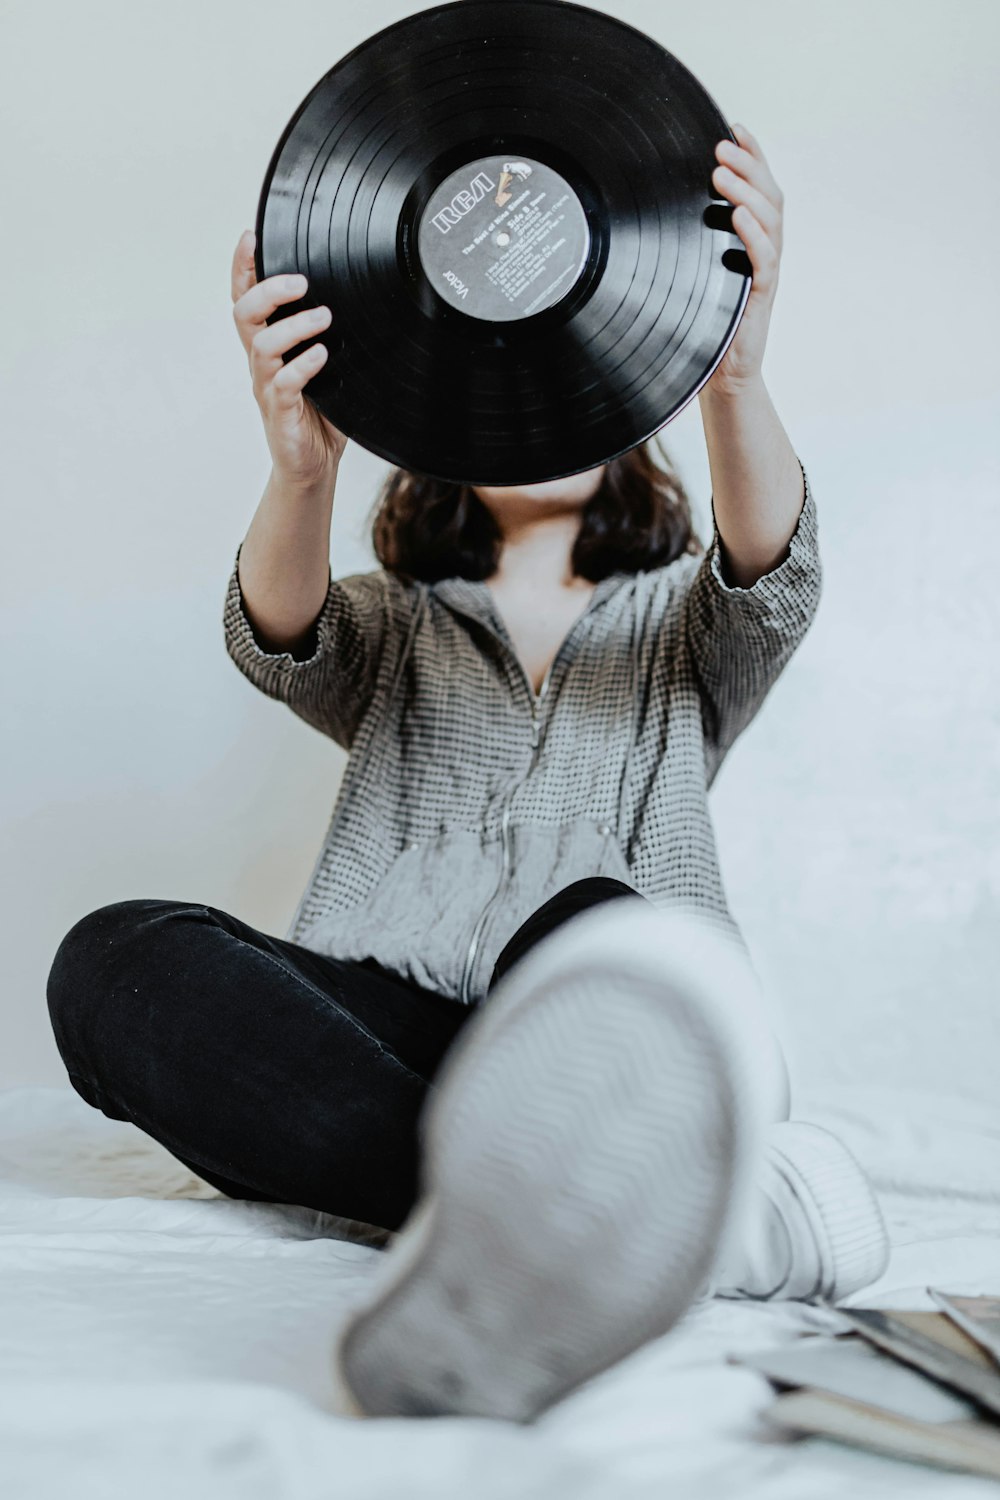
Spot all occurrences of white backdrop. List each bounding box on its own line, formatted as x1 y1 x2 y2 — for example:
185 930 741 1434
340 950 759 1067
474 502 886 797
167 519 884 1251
1 0 997 1100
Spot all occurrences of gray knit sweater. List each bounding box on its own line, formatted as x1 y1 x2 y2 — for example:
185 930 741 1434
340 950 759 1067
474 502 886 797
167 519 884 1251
223 459 821 1005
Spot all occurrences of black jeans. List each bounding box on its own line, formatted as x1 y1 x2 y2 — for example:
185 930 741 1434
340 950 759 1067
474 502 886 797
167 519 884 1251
46 879 644 1233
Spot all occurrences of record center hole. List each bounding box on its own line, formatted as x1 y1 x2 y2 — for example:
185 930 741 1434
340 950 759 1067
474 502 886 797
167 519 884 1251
494 232 511 247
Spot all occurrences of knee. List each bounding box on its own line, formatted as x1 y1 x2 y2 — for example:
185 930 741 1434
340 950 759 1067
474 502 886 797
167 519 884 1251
46 898 206 1056
48 898 177 993
555 876 644 907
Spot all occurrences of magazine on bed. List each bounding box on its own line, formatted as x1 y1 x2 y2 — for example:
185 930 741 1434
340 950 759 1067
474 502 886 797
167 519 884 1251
732 1299 1000 1479
835 1305 1000 1419
929 1291 1000 1367
766 1389 1000 1481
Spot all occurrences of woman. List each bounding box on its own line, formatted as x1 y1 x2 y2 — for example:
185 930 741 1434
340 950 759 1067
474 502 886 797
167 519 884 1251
47 125 888 1422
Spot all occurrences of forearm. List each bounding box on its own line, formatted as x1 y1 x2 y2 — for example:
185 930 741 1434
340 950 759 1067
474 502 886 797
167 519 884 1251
236 462 339 653
697 375 805 588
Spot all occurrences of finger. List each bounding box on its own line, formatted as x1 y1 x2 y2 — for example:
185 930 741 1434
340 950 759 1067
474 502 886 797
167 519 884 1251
731 204 779 292
711 162 782 243
251 305 332 371
233 272 310 355
715 139 784 212
268 343 329 409
731 122 763 159
727 124 783 203
230 229 257 305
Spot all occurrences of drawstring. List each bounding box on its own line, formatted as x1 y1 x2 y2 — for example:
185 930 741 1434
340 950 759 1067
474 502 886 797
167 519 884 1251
616 569 648 858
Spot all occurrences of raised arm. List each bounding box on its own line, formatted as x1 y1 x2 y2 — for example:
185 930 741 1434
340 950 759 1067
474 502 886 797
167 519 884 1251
681 451 821 780
683 124 821 775
223 467 399 750
224 230 398 748
697 121 804 583
228 225 348 645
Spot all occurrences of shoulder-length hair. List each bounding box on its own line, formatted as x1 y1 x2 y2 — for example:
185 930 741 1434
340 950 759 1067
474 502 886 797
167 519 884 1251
367 433 703 586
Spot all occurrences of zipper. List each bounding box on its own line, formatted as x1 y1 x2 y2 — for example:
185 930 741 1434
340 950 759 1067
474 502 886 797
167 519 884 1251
459 667 552 1004
459 795 512 1005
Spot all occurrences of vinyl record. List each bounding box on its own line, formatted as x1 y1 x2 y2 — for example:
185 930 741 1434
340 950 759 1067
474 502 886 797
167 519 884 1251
254 0 750 485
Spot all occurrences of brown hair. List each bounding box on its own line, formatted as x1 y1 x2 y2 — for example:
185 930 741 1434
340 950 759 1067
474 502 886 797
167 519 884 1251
367 434 703 585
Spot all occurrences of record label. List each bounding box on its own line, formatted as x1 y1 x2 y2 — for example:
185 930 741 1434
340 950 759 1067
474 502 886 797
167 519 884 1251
415 153 591 322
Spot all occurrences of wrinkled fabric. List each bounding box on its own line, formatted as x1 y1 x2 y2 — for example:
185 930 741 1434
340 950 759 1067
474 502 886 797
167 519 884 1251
223 459 821 1006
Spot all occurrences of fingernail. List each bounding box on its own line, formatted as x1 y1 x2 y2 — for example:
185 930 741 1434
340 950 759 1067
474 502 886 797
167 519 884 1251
285 274 307 292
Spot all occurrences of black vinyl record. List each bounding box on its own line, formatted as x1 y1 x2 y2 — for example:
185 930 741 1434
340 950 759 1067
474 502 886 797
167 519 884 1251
254 0 750 485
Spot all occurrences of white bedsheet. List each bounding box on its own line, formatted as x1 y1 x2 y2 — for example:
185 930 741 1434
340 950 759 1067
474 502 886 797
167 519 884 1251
1 1084 998 1500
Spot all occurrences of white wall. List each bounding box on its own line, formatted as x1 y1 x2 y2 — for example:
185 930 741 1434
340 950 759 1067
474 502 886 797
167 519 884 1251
2 0 997 1101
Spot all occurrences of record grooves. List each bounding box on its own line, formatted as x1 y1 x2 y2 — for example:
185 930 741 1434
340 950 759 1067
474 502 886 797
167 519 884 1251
254 0 749 484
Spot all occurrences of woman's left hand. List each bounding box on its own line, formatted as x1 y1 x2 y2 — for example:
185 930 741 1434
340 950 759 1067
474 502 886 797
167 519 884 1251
702 123 784 396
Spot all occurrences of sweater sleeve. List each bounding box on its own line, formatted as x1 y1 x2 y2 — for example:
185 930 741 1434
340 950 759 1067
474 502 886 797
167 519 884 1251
222 544 403 750
681 456 822 778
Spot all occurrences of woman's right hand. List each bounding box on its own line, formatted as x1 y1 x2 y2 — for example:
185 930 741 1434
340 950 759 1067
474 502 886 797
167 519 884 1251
231 229 348 487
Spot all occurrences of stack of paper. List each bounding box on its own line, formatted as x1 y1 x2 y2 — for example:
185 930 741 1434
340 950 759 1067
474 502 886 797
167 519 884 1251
731 1293 1000 1479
